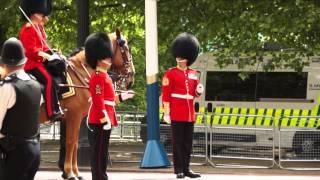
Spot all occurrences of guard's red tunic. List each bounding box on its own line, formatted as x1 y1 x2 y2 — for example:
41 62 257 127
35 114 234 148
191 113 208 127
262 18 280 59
162 67 200 122
19 23 49 71
88 71 118 126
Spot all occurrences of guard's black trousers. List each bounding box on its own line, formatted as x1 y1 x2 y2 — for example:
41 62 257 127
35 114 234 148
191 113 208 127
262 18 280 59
0 149 5 180
171 121 194 174
88 125 111 180
4 141 40 180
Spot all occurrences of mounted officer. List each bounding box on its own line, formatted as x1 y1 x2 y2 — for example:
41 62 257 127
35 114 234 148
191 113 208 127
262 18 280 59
0 37 42 180
19 0 63 121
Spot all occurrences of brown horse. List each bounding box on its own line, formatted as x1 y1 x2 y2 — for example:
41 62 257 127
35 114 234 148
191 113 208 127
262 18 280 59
39 31 134 179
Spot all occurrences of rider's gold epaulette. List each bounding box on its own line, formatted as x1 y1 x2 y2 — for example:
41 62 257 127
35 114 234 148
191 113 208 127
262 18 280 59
26 23 32 28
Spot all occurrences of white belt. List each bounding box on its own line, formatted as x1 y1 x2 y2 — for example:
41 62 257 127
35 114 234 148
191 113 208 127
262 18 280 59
171 93 194 100
104 100 115 106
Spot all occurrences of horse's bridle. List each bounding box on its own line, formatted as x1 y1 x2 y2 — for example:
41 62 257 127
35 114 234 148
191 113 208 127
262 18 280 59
112 38 131 67
61 36 133 90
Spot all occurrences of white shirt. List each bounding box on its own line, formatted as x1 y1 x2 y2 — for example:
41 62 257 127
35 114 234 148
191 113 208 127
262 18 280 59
0 70 31 138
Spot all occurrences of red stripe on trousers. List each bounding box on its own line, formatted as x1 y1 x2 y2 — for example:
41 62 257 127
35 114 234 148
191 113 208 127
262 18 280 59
36 66 54 116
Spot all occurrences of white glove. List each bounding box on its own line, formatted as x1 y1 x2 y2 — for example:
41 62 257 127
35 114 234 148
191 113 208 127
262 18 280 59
121 90 135 101
59 54 67 61
48 53 61 61
101 110 111 130
196 83 204 95
163 114 171 124
103 122 111 130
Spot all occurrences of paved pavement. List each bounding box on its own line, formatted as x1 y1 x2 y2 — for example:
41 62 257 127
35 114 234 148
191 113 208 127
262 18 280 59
38 140 320 180
35 171 320 180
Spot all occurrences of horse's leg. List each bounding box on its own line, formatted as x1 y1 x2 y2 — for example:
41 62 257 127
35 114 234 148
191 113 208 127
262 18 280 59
71 117 81 177
64 114 79 179
58 120 66 176
64 113 82 178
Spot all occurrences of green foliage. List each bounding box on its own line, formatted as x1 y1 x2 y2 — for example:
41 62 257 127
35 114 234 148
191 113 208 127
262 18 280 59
158 0 320 71
1 0 320 111
0 0 146 111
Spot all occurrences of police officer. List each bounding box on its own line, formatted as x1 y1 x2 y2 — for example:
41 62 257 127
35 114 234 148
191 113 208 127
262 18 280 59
85 32 134 180
19 0 63 121
0 37 42 180
162 33 204 179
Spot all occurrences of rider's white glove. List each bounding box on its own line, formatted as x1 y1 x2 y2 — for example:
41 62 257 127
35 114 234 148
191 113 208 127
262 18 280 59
196 83 204 95
48 53 61 61
163 114 171 124
121 90 135 101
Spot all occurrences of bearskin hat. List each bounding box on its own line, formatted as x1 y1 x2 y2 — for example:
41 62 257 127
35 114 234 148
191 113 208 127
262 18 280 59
0 38 26 66
171 32 200 66
21 0 52 18
85 32 113 69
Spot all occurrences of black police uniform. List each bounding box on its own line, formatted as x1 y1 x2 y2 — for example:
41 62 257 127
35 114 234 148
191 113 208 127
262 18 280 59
0 72 41 180
0 37 42 180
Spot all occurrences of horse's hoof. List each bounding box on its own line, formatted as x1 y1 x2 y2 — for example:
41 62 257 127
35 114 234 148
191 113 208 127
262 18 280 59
62 173 79 180
61 171 67 179
67 177 78 180
77 176 84 180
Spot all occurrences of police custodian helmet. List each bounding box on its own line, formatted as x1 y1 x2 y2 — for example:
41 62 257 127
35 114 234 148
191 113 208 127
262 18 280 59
171 32 200 66
0 38 27 66
85 32 113 69
21 0 52 17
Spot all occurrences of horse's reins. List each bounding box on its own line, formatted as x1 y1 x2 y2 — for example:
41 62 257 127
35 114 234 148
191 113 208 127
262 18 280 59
59 84 88 89
59 59 90 88
57 35 132 91
68 61 89 85
59 44 130 91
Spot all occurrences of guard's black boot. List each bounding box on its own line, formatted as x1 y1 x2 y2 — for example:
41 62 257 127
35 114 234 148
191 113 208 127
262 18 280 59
49 111 64 122
184 170 201 178
176 173 185 179
50 106 64 122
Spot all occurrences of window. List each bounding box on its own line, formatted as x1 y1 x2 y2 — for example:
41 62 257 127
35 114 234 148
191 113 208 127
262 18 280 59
205 71 307 101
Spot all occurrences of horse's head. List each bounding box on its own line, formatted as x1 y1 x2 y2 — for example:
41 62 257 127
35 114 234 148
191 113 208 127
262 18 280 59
109 29 135 90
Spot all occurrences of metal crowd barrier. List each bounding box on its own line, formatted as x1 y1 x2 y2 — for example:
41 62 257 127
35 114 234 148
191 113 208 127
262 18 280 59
159 113 208 164
39 111 320 170
40 122 60 140
112 111 145 141
207 114 276 168
278 115 320 170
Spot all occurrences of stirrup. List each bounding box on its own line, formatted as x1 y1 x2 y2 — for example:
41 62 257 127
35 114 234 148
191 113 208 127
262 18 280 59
49 111 64 122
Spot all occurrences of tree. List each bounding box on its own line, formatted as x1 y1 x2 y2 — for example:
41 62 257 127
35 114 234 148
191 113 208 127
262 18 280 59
157 0 320 72
0 0 146 111
1 0 320 110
